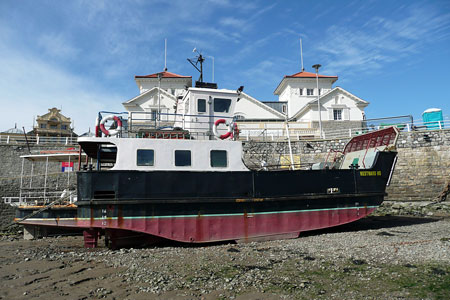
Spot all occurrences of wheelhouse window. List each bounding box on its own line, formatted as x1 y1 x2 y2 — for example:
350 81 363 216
307 89 314 96
213 98 232 113
210 150 227 168
333 109 342 121
137 149 154 166
175 150 191 166
197 98 206 113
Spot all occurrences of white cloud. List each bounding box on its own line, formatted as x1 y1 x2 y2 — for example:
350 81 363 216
0 45 124 134
315 3 450 76
37 33 80 58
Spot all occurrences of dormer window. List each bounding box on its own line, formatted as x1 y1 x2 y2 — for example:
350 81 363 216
307 89 314 96
333 109 342 120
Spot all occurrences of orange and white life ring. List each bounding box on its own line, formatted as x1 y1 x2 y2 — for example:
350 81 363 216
100 115 122 136
213 119 233 140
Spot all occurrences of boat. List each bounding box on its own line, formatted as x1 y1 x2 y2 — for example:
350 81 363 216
7 55 399 248
73 85 398 248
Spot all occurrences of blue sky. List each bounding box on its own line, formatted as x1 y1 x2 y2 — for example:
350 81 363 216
1 0 449 134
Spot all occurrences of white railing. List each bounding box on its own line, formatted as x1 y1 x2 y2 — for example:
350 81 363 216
3 190 77 207
323 119 450 140
0 135 78 145
2 118 446 145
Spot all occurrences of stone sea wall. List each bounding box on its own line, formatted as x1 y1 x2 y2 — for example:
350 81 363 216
0 144 77 228
242 128 450 202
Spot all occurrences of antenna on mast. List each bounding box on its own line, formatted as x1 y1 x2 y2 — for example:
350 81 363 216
187 48 205 83
187 48 217 89
300 38 304 72
164 38 167 71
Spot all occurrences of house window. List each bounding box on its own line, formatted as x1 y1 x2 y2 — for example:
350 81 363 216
210 150 227 168
299 88 303 96
307 89 314 96
137 149 154 166
333 109 342 120
198 99 206 113
61 125 67 130
40 124 46 129
50 125 57 129
175 150 191 166
214 98 232 113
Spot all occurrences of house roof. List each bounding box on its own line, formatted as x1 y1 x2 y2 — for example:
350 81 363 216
122 87 177 105
135 71 192 79
290 86 369 120
285 71 338 79
238 92 286 119
274 71 338 95
37 107 71 123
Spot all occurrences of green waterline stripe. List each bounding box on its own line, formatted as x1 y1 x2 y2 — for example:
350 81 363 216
74 205 378 221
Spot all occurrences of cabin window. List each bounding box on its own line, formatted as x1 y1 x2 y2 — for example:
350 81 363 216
210 150 227 168
137 149 154 166
282 105 287 114
333 109 342 120
40 124 46 129
175 150 191 166
213 98 232 113
307 89 314 96
197 98 206 113
50 125 57 129
61 125 67 130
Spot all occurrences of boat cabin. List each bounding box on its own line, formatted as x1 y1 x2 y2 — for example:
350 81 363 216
78 138 249 172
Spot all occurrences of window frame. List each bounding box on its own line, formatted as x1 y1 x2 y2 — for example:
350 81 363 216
213 98 232 113
174 150 192 167
210 150 228 168
333 109 343 121
136 149 155 166
197 98 207 113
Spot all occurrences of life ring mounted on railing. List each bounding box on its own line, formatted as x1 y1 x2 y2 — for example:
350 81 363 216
99 115 123 136
213 119 234 140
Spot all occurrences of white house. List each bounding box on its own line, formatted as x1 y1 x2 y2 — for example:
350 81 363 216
122 68 369 138
273 70 369 135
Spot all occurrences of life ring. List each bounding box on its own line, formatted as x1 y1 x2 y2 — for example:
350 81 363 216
100 115 122 136
213 119 233 139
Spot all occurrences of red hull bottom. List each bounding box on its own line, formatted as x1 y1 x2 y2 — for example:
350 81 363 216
79 207 377 247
